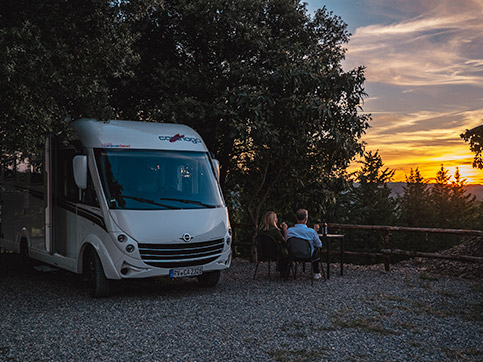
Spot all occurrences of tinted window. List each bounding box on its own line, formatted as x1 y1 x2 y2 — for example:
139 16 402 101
94 149 224 210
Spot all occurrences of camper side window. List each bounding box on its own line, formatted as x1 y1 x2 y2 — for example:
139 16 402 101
81 172 99 207
56 147 99 207
57 147 79 203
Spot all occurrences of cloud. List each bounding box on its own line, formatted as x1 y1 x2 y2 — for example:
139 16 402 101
336 0 483 183
345 0 483 87
357 107 483 183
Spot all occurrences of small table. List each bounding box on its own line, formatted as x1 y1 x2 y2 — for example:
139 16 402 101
319 233 344 279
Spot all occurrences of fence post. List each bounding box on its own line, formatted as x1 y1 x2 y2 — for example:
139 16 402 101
381 231 391 272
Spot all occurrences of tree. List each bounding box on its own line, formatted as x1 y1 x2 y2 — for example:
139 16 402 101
115 1 370 257
1 1 370 260
332 151 395 254
0 0 138 156
430 165 452 228
424 165 478 250
461 125 483 170
345 151 396 226
397 168 431 227
448 167 477 229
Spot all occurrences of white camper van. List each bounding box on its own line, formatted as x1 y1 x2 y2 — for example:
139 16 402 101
0 119 232 297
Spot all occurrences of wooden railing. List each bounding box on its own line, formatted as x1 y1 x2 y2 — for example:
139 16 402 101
328 223 483 270
232 222 483 271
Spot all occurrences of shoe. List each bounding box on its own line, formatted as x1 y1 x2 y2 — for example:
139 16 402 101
313 273 322 280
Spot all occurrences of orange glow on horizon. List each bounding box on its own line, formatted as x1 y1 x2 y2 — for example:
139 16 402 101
314 0 483 186
347 109 483 185
348 150 483 185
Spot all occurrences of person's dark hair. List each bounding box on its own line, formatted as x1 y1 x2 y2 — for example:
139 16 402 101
295 209 308 222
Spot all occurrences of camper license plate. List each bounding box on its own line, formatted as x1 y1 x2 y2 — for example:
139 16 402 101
169 267 203 278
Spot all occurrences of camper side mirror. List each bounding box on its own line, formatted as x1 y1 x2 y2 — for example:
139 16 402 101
212 159 220 181
73 155 87 189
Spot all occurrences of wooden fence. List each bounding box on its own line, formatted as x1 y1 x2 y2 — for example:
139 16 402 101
232 222 483 271
327 223 483 271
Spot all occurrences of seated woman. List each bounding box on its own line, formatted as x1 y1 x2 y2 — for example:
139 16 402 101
259 211 289 275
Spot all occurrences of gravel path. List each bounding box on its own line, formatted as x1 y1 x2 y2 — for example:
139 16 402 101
0 257 482 361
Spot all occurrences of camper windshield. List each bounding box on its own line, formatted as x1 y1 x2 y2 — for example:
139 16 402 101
94 149 224 210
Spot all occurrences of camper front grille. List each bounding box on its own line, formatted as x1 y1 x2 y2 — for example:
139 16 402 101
138 238 225 268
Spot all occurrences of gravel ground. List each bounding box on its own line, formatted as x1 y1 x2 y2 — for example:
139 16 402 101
0 255 482 362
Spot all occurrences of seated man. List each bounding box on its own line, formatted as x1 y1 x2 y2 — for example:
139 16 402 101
285 209 322 280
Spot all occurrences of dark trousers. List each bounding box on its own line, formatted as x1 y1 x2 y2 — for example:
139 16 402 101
312 260 320 273
312 248 321 273
277 256 289 274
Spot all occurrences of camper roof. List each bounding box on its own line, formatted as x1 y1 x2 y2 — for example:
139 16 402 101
70 119 208 152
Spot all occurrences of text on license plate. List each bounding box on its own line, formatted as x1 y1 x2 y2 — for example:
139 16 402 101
169 266 203 278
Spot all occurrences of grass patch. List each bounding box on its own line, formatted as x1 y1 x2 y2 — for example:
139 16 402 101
436 289 458 298
370 304 390 315
398 321 419 331
442 347 483 360
462 301 483 322
470 283 483 293
393 305 411 312
317 325 336 332
411 301 446 317
0 346 12 361
280 321 305 331
380 294 406 302
412 299 483 321
268 348 328 362
331 316 400 336
408 340 422 347
348 353 370 361
419 272 439 281
279 321 308 338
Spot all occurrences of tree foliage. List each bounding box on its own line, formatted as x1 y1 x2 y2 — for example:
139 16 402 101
111 0 370 232
0 0 138 155
461 125 483 170
430 165 453 228
1 0 370 250
397 168 431 227
447 167 477 229
344 151 396 226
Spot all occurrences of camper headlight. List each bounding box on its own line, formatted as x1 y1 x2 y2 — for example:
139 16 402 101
118 234 128 243
226 227 232 245
126 244 135 253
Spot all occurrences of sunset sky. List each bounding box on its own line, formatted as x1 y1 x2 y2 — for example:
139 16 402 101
307 0 483 184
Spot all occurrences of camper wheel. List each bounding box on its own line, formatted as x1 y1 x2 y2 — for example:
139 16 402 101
197 270 220 288
86 247 110 298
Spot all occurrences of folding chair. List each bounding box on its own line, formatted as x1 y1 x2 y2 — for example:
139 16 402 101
286 237 325 285
253 234 280 280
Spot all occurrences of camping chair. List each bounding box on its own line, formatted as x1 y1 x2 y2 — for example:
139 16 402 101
253 234 280 280
286 237 325 285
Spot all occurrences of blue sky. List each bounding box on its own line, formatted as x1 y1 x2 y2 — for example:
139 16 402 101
305 0 483 183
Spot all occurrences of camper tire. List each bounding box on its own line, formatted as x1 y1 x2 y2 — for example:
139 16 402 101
197 270 220 288
86 248 110 298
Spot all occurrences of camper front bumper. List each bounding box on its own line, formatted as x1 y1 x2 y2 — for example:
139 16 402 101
113 241 232 279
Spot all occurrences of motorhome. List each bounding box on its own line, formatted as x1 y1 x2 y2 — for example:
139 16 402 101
0 119 232 297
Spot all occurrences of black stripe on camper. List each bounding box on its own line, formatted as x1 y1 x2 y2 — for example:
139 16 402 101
57 200 107 231
11 186 107 231
76 207 107 231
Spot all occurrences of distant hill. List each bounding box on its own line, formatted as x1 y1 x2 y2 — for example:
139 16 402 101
388 182 483 200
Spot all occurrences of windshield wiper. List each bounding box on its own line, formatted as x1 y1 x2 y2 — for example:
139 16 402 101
121 195 178 209
159 198 217 208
